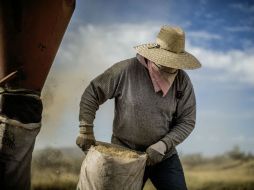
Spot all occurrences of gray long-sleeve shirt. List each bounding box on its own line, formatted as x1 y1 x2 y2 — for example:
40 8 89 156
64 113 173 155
80 57 196 157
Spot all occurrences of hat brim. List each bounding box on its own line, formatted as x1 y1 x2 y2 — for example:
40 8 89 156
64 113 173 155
134 44 201 70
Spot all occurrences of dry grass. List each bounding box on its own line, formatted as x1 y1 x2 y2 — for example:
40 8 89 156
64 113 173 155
31 147 254 190
32 169 78 190
184 159 254 190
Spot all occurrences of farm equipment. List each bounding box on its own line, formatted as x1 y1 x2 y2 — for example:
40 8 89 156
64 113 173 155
0 0 75 189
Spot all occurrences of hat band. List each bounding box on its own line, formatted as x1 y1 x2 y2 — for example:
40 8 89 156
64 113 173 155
147 43 183 54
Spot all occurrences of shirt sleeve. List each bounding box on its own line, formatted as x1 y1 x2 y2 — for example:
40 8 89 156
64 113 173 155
79 62 126 124
161 74 196 152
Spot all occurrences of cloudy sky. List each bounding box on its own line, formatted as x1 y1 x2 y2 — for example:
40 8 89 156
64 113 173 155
36 0 254 156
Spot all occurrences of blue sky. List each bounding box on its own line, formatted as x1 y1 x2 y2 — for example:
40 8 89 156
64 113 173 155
36 0 254 156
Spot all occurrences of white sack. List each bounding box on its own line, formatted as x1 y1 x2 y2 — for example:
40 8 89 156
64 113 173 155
77 143 147 190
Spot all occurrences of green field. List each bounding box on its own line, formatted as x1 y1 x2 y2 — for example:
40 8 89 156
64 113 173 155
31 147 254 190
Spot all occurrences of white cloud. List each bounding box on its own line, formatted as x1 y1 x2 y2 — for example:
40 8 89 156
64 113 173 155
230 3 254 13
189 44 254 84
225 26 254 32
188 31 221 40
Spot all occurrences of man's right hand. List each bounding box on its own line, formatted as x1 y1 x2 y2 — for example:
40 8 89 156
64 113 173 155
76 125 96 151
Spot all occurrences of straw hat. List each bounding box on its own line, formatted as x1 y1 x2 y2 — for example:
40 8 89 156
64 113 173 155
134 26 201 69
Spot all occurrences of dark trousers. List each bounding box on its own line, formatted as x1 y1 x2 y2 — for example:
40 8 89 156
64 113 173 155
143 154 188 190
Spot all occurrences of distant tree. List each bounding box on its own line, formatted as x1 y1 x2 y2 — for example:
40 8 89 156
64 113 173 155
182 153 206 167
32 147 81 173
33 147 70 169
226 145 246 160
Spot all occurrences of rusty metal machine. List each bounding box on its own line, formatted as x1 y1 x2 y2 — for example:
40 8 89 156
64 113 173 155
0 0 75 189
0 0 75 90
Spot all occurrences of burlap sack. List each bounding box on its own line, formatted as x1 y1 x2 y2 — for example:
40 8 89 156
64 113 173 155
0 116 41 190
77 143 147 190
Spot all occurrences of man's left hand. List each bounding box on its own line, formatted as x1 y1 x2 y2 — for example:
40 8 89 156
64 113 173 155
146 141 167 166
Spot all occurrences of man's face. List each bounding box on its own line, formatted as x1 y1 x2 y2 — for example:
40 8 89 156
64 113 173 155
155 64 178 74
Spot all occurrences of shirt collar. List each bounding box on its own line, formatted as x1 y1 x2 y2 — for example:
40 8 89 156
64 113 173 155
136 54 178 97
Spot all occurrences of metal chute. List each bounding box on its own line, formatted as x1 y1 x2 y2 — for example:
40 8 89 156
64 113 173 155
0 0 75 91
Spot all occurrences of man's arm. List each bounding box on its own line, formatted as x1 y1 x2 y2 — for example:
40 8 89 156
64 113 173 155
79 62 125 124
146 73 196 165
77 61 126 151
161 75 196 153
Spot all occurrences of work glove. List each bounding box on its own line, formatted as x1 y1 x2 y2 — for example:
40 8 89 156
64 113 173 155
76 123 96 152
146 141 167 166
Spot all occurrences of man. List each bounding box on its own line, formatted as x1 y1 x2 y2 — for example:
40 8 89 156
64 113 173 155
76 26 201 189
